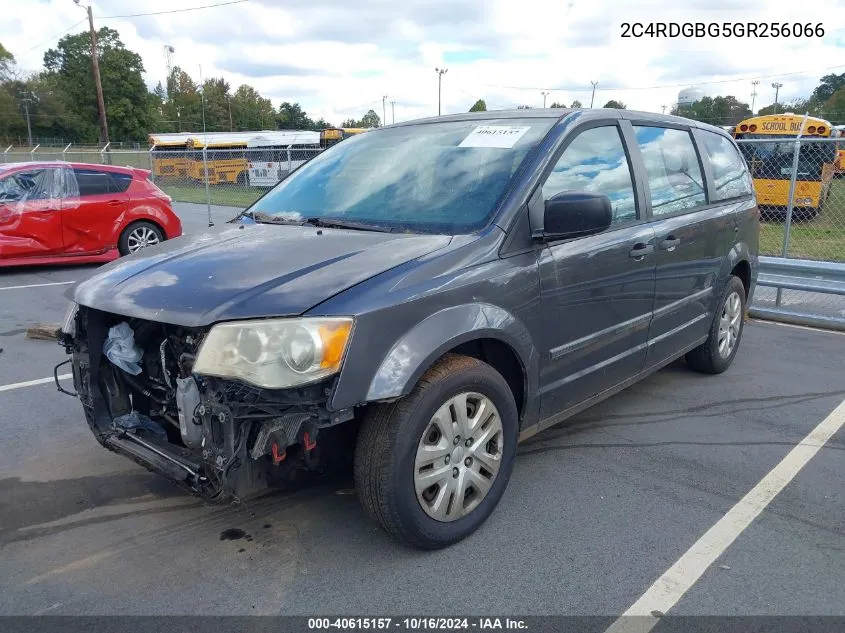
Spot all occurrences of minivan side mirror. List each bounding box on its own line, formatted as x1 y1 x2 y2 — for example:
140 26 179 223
541 191 613 240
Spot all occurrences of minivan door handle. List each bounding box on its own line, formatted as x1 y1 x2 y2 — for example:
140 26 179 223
629 243 654 259
659 236 681 251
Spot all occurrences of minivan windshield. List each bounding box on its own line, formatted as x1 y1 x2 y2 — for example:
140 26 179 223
246 118 554 234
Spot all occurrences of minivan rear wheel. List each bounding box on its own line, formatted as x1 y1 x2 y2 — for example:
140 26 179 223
354 353 518 549
686 275 746 374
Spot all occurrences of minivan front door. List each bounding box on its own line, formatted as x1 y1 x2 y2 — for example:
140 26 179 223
536 124 656 421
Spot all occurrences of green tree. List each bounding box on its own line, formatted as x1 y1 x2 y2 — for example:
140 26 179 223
824 86 845 123
570 100 583 108
277 101 314 129
812 73 845 105
549 102 565 108
469 99 487 112
230 84 274 130
44 27 155 142
164 67 201 132
0 42 15 82
202 77 232 131
603 100 626 109
672 95 751 126
359 109 381 128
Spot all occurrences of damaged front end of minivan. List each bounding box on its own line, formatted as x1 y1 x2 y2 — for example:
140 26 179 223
56 303 357 502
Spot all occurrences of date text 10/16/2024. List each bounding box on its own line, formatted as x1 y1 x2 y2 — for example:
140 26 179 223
308 618 529 630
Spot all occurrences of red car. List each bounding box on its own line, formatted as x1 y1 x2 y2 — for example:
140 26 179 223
0 161 182 268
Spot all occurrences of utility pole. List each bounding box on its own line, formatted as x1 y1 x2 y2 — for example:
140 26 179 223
590 81 598 108
751 80 760 115
227 96 233 131
18 92 33 146
435 67 448 116
74 0 109 147
382 95 388 126
541 91 549 108
176 108 182 132
390 100 396 124
772 82 783 114
661 105 666 114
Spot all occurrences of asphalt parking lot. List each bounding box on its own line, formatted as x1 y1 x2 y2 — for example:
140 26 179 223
1 202 844 618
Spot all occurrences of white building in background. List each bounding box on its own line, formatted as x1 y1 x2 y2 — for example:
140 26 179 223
677 87 707 110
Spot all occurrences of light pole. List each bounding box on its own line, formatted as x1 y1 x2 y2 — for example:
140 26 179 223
590 81 598 108
227 95 233 131
18 91 33 146
771 82 782 114
390 100 396 124
541 91 549 108
73 0 109 147
382 95 388 127
751 80 760 115
435 68 448 116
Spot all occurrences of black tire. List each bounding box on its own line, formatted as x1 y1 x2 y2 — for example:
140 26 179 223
236 171 248 186
686 275 747 374
118 221 165 256
354 353 518 550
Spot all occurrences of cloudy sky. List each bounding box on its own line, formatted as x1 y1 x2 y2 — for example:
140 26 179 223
2 0 844 127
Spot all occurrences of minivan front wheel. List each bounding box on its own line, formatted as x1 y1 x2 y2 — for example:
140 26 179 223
686 275 746 374
354 353 518 549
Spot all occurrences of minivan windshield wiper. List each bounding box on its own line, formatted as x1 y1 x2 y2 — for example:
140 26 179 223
305 217 394 233
243 210 395 232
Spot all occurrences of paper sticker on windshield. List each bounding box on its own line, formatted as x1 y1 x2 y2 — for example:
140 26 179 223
458 126 531 148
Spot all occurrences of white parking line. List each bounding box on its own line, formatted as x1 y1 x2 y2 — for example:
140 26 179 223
0 374 72 393
0 281 74 291
605 396 845 633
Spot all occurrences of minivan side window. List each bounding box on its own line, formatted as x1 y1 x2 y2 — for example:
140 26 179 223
699 131 754 200
542 126 637 225
633 126 706 216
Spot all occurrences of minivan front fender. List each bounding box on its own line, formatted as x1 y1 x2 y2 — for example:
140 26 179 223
330 303 539 416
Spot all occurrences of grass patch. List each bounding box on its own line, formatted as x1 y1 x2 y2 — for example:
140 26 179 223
759 178 845 262
158 184 265 208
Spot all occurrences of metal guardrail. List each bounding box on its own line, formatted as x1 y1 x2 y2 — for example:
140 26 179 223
749 256 845 331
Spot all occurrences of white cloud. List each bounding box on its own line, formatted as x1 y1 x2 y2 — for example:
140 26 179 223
1 0 843 131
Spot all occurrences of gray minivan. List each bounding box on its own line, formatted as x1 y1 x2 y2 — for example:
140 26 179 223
59 108 759 549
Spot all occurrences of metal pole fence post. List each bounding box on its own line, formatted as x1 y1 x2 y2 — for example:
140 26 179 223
3 144 12 163
775 112 809 307
203 146 213 227
62 143 72 162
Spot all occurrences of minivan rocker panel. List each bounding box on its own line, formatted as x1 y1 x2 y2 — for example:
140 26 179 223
59 108 759 550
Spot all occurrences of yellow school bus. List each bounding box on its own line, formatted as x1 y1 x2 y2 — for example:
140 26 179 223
733 114 837 215
832 125 845 174
185 133 253 185
320 127 369 149
148 133 193 179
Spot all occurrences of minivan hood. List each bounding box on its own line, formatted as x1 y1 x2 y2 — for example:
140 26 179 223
70 223 451 326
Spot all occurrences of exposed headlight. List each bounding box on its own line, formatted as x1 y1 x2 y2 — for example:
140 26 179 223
193 317 353 389
61 302 79 337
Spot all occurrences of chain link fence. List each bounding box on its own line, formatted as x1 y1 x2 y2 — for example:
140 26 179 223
1 146 325 209
736 136 845 325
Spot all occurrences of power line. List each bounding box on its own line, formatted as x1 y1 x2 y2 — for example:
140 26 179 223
100 0 249 19
21 19 87 54
473 64 845 93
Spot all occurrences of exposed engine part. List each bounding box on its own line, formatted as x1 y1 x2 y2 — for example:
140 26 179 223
159 339 173 389
175 376 203 448
250 413 310 460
